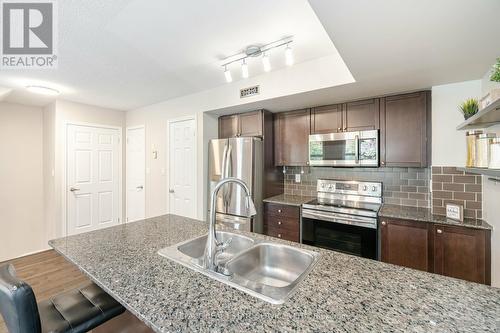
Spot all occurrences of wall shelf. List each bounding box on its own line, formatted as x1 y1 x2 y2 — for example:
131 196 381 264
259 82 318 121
456 98 500 130
457 167 500 179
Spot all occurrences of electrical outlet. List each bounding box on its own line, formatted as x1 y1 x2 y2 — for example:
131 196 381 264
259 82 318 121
295 174 301 183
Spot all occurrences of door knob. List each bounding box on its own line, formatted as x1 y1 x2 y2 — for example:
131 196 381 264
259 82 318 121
381 221 386 226
169 189 175 193
69 187 80 192
278 234 282 238
278 221 282 225
277 209 282 213
437 229 443 234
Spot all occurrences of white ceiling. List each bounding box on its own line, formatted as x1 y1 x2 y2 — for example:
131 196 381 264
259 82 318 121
1 0 499 112
0 0 339 110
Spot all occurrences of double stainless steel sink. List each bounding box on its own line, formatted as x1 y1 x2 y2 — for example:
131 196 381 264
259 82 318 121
158 231 320 304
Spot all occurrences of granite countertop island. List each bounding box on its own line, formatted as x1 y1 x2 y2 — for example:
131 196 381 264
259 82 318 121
379 204 493 230
50 215 500 332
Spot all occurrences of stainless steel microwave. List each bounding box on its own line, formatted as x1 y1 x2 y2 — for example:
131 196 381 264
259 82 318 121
309 130 379 167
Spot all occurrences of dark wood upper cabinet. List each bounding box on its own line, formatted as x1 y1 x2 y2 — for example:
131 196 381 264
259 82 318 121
274 109 310 166
218 114 239 138
433 225 491 285
218 110 263 138
239 110 263 137
380 218 431 272
311 104 342 134
380 92 430 167
343 98 380 132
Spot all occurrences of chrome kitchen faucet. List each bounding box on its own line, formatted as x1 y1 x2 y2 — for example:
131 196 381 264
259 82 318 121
204 177 257 271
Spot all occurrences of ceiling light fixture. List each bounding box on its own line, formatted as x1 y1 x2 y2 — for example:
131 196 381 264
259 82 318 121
285 43 294 66
262 52 271 72
25 85 60 96
220 36 293 82
224 65 232 83
241 59 249 79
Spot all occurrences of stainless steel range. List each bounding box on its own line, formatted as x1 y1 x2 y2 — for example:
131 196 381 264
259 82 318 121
301 179 382 259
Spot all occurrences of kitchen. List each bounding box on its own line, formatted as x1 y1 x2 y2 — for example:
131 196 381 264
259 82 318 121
1 1 500 333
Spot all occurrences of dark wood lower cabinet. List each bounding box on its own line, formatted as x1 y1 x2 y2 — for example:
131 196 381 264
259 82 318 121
380 218 431 272
433 224 491 285
263 203 300 242
380 218 491 285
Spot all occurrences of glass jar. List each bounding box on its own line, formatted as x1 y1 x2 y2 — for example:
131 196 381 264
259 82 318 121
489 138 500 169
466 130 482 167
476 133 496 168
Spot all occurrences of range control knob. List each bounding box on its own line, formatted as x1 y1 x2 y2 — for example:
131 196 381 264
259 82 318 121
362 185 368 191
372 186 377 192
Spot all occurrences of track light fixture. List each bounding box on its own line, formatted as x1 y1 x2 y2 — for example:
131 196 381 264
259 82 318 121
220 36 294 81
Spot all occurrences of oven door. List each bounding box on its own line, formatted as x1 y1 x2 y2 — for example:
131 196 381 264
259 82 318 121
301 209 377 259
308 130 378 167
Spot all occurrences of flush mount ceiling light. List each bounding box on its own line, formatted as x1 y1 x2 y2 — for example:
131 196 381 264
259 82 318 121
25 85 60 96
220 36 294 81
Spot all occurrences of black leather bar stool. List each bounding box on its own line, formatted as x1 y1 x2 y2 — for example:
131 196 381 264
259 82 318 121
0 264 125 333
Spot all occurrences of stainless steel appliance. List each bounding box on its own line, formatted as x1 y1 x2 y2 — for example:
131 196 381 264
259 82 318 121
301 179 382 259
309 130 379 167
208 137 264 232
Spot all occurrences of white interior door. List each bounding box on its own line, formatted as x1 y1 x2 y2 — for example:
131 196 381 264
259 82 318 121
169 118 196 218
67 124 121 235
126 126 145 222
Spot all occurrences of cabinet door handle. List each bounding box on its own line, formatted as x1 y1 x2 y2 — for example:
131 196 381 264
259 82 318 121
337 127 341 132
278 234 282 238
277 221 282 225
343 127 347 132
437 229 443 234
381 161 385 166
277 209 282 213
381 221 386 226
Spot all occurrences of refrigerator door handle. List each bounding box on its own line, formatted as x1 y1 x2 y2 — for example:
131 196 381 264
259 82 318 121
223 145 232 208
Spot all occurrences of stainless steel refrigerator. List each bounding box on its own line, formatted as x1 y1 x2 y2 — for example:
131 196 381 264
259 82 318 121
208 137 263 232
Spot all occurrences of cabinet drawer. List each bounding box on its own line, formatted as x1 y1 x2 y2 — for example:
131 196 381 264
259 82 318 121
265 225 299 242
264 203 300 219
264 215 299 233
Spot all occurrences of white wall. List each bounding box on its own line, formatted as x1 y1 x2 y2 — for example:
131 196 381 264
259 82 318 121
126 107 218 220
45 100 126 239
432 80 482 166
0 102 45 261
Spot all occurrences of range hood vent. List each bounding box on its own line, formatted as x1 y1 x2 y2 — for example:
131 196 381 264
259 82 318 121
240 85 260 98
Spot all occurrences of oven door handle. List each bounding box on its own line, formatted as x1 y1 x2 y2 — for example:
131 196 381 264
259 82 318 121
302 209 377 229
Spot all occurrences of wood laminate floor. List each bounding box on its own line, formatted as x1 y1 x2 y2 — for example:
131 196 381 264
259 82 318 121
0 250 153 333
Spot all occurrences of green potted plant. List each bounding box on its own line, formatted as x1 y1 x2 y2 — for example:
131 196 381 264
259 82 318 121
490 58 500 82
459 98 479 120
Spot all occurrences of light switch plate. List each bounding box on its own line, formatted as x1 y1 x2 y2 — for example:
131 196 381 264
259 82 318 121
446 203 464 221
295 174 301 183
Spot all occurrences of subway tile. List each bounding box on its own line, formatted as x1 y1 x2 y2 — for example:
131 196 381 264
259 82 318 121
418 200 430 208
432 191 453 199
442 167 464 175
432 175 453 183
417 186 430 193
453 192 475 201
401 199 418 207
477 211 482 219
384 197 401 205
476 193 482 201
442 183 464 192
464 209 477 218
443 199 465 207
453 175 476 184
393 192 409 199
466 201 482 210
465 184 482 192
408 179 427 186
409 193 426 200
402 185 417 192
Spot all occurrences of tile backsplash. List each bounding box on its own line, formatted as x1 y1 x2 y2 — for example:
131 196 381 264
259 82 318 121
431 166 482 219
283 167 430 208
